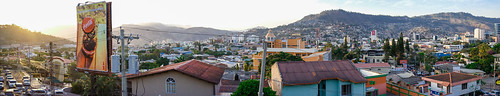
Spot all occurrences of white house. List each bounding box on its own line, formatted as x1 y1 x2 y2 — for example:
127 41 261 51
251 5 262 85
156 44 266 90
422 72 482 96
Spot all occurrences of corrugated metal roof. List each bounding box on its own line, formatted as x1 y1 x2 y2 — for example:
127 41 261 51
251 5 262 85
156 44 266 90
353 63 390 68
275 60 367 86
126 59 224 84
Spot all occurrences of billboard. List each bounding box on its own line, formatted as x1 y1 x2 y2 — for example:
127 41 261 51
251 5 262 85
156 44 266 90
76 2 111 74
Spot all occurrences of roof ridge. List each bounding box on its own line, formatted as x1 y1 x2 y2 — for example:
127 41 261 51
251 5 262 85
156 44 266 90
174 59 195 70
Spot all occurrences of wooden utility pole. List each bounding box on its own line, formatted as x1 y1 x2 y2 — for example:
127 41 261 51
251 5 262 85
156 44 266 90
49 42 54 94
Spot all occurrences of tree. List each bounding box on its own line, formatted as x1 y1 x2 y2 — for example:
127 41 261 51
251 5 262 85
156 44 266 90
232 79 276 96
173 55 188 63
260 52 303 78
139 62 159 69
155 57 170 66
382 39 390 62
390 39 397 57
493 43 500 53
71 74 120 95
405 40 410 53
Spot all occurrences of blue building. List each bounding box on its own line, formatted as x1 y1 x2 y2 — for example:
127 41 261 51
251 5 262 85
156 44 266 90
270 61 368 96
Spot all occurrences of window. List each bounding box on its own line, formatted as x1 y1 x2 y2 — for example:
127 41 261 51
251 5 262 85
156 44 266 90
437 83 442 88
369 81 376 85
342 84 351 96
166 78 176 94
462 83 467 90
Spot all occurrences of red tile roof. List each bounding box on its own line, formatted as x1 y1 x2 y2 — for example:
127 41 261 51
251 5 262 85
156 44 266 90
275 60 368 86
126 59 224 84
353 63 391 68
422 72 482 86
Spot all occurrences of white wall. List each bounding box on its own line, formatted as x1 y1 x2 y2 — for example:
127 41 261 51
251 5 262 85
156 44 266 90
450 81 480 96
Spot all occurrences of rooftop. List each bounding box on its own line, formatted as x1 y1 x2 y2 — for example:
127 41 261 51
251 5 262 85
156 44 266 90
353 63 391 69
257 48 317 53
275 60 367 86
422 72 482 86
126 59 224 84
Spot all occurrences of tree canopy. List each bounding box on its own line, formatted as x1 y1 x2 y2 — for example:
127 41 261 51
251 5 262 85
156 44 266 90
232 79 276 96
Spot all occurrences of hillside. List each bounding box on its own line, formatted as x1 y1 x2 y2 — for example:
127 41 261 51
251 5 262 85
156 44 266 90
111 23 236 46
245 9 500 41
0 24 74 45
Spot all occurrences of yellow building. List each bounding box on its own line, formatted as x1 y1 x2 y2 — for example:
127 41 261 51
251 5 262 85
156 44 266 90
252 31 330 70
265 31 306 49
252 48 330 70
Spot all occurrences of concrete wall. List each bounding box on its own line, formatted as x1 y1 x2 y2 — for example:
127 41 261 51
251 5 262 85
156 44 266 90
280 80 366 96
366 75 387 95
282 84 318 96
129 71 216 96
270 63 282 96
450 81 480 96
361 67 391 74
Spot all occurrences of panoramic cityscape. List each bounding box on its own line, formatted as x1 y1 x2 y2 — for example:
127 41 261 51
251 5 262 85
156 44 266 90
1 0 500 96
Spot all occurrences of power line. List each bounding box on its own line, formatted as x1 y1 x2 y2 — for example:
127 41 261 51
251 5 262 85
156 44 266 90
124 27 230 36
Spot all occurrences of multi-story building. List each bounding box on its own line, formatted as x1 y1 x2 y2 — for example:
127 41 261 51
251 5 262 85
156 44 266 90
422 72 482 96
359 69 387 96
360 49 385 63
265 31 306 49
474 28 485 40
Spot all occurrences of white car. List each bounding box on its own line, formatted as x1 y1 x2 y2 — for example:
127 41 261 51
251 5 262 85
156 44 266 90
23 79 31 86
54 89 64 96
8 79 16 88
30 89 47 96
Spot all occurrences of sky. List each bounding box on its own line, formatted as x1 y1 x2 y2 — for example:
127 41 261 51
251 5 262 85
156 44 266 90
1 0 499 36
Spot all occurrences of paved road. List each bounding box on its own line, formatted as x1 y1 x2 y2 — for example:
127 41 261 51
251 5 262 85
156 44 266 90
481 76 500 92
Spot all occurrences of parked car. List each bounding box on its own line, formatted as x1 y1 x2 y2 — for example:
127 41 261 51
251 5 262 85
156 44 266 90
0 76 4 82
13 88 23 94
8 79 16 88
23 79 31 86
0 82 4 90
23 76 29 80
5 89 15 96
15 83 23 88
30 89 48 96
54 89 64 96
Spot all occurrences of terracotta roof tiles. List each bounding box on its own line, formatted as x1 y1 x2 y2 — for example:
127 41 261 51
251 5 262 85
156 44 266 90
126 59 224 84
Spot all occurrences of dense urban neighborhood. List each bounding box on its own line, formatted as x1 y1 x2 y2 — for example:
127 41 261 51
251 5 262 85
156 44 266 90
2 1 500 96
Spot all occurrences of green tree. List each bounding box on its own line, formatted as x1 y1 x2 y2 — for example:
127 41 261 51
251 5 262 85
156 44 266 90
71 74 120 95
155 57 170 66
493 43 500 53
382 39 390 62
173 55 188 63
139 62 159 69
390 39 397 57
260 52 303 78
232 79 276 96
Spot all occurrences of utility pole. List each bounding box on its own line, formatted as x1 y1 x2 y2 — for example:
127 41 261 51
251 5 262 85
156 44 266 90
112 26 139 96
28 46 32 94
258 37 268 96
49 42 54 94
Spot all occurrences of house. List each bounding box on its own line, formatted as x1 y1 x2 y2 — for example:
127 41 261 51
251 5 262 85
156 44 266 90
353 63 391 74
433 63 460 74
387 71 428 93
359 69 387 96
422 72 482 96
126 60 224 96
360 49 385 63
270 61 367 96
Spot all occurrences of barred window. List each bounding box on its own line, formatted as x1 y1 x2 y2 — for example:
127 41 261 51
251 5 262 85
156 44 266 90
166 78 176 94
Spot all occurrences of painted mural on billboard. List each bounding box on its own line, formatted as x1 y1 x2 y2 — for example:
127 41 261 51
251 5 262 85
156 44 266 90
76 2 108 72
